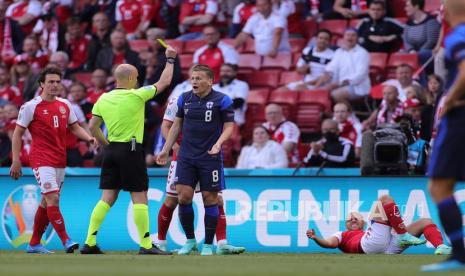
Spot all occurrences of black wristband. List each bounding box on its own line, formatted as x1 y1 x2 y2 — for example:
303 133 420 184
166 57 176 64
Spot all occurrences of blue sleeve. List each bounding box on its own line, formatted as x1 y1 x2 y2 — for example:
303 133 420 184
176 94 184 118
446 26 465 64
220 95 235 123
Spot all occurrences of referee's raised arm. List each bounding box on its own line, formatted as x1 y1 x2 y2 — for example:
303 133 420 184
153 45 178 94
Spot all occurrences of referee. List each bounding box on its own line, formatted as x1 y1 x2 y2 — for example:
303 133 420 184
81 45 177 255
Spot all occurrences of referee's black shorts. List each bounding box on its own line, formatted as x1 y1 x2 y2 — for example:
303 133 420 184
99 142 148 192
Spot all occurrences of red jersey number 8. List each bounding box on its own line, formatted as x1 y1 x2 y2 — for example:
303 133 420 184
53 115 59 128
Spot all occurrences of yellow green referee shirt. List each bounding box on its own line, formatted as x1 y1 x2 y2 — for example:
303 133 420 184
92 85 157 143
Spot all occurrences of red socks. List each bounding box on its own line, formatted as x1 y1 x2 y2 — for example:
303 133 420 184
47 206 69 244
157 204 175 241
216 205 227 242
382 202 407 234
423 224 444 248
29 206 49 246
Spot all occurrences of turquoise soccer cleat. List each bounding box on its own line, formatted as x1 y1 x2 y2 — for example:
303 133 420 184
421 259 465 272
178 239 197 255
216 244 246 255
26 244 54 254
156 241 167 252
64 239 79 253
396 233 426 247
200 244 213 256
434 244 452 255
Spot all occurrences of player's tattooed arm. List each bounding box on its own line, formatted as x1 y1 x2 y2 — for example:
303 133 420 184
89 116 109 146
306 229 339 249
9 126 26 180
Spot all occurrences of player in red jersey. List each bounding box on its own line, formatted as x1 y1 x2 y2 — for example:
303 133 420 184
155 96 245 255
9 67 96 254
307 195 451 255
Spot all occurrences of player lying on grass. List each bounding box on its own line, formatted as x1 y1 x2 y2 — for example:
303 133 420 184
155 96 245 255
307 195 452 254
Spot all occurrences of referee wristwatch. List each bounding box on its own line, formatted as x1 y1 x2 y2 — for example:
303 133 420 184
166 57 176 64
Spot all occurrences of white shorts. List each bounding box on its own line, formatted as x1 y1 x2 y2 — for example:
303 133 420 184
360 221 392 254
32 167 65 195
165 161 200 196
286 80 314 91
384 232 407 254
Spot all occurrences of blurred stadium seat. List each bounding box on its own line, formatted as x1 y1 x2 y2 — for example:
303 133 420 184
128 39 149 53
386 53 419 79
262 53 292 71
279 71 302 86
183 40 206 54
268 90 299 120
369 52 389 84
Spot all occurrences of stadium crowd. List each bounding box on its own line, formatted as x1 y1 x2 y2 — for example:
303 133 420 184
0 0 445 173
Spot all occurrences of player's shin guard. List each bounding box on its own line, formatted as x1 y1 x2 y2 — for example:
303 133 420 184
382 202 407 234
438 196 465 262
157 204 175 241
133 204 152 249
30 206 49 246
423 223 444 248
47 206 70 245
179 203 195 239
216 205 227 245
85 200 110 246
204 205 219 245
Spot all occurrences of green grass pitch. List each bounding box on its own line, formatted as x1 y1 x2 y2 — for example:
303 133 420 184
0 251 463 276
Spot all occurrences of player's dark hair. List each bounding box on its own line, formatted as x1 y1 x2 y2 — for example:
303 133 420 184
370 0 385 9
191 64 214 80
38 67 62 84
409 0 425 10
316 29 332 39
222 63 238 71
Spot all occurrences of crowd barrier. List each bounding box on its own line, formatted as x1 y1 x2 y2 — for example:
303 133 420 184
1 168 464 253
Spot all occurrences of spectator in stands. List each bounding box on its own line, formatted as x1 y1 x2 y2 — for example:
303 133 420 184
87 69 109 105
33 1 64 56
229 0 257 38
331 0 368 19
0 65 22 107
305 0 336 20
383 64 419 101
69 82 93 123
95 29 144 85
236 125 288 168
21 35 49 74
177 0 218 41
263 103 300 163
316 28 371 102
212 63 249 126
272 0 299 35
115 0 145 40
235 0 291 57
357 0 404 53
333 101 362 157
65 17 90 72
48 51 72 87
426 74 443 105
304 118 355 167
362 85 403 130
87 12 111 71
194 25 239 81
403 0 440 81
0 1 23 63
277 29 334 91
6 0 42 34
9 54 38 101
403 84 433 142
144 27 182 104
398 113 428 174
403 0 440 52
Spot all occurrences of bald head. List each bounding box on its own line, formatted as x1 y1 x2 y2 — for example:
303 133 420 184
322 119 339 133
445 0 465 27
114 64 138 88
383 85 399 104
265 103 284 126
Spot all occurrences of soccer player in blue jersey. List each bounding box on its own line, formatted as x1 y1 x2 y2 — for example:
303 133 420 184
422 0 465 272
157 64 235 256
